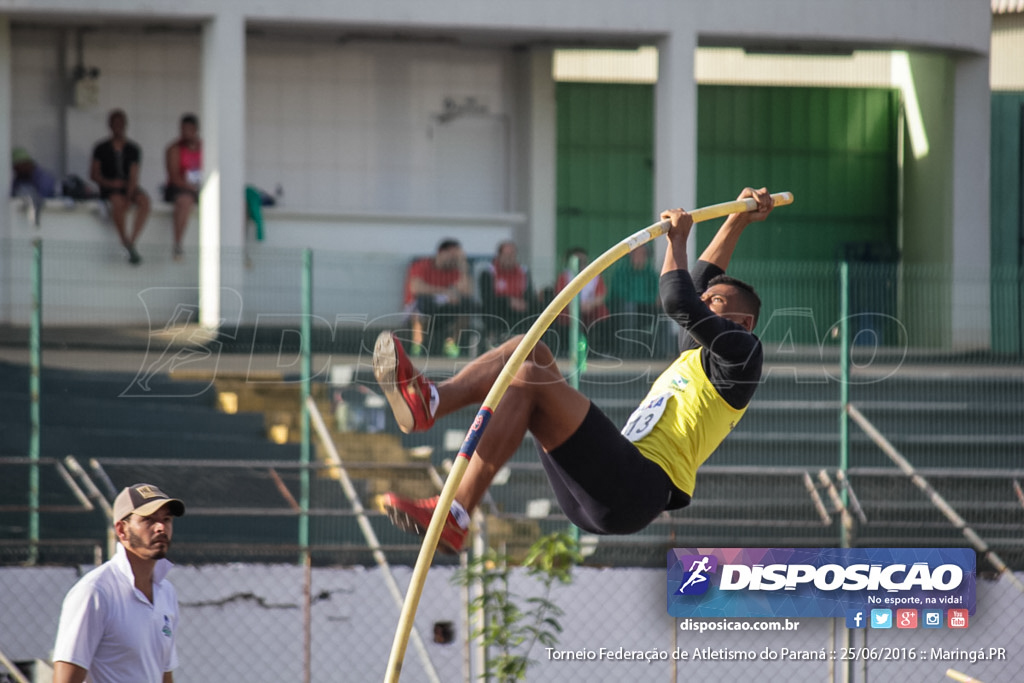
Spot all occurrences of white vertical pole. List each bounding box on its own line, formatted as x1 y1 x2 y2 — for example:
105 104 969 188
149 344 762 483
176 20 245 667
0 16 11 313
526 47 557 285
0 17 13 237
654 29 698 266
950 53 991 348
199 10 246 330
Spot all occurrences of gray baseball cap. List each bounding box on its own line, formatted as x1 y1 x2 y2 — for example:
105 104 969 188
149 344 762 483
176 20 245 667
112 483 185 522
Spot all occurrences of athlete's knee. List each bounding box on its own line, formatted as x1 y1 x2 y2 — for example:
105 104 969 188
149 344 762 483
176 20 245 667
527 339 556 366
498 335 555 366
515 345 562 385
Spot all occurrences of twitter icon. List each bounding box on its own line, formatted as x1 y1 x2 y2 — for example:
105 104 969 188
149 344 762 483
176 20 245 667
870 609 892 629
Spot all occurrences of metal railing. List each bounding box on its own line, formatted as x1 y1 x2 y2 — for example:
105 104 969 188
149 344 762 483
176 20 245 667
2 237 1023 681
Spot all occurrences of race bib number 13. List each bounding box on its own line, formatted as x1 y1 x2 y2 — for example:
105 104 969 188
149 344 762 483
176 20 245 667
621 392 671 442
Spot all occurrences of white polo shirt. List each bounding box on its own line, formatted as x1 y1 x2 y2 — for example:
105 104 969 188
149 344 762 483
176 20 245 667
53 543 180 683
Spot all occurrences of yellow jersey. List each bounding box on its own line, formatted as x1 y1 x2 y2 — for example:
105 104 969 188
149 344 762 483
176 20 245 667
622 348 746 496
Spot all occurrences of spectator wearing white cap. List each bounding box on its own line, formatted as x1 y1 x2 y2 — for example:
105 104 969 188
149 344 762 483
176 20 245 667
52 483 185 683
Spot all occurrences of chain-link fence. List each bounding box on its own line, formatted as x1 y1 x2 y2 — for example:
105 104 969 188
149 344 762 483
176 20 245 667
1 240 1023 681
1 560 1022 682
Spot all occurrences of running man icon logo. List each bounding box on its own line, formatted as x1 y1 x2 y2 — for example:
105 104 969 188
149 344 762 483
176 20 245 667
676 555 718 595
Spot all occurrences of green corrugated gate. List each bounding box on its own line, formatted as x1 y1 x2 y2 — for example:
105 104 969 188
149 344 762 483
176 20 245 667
556 83 900 344
694 86 899 262
696 86 900 346
556 82 655 265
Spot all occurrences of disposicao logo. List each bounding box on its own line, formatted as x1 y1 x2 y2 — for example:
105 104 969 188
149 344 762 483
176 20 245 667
675 555 718 595
667 548 975 619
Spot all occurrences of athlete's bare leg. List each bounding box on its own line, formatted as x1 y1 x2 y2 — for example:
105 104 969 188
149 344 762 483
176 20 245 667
432 335 591 513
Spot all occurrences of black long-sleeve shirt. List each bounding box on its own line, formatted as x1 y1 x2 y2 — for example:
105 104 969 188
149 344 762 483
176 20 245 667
659 260 763 409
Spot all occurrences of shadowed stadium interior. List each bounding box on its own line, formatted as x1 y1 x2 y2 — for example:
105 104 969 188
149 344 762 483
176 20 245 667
2 341 1022 571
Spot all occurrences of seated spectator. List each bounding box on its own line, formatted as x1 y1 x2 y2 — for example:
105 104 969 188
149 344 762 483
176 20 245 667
11 147 58 227
404 238 481 357
91 108 150 265
479 240 537 347
164 113 203 261
609 244 664 357
555 246 609 328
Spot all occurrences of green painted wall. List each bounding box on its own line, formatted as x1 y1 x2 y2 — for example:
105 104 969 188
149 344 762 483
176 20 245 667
695 85 899 264
695 85 900 346
556 72 1021 353
991 92 1024 356
555 82 655 268
555 82 910 346
556 83 899 255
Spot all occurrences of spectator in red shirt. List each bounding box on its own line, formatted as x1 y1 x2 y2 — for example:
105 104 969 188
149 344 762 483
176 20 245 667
555 246 611 354
164 113 202 261
556 246 609 326
403 238 481 356
479 240 537 347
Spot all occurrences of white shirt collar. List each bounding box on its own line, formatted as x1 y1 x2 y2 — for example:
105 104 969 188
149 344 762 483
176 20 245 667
113 542 175 586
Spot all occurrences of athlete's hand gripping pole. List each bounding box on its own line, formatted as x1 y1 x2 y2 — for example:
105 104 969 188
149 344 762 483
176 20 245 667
383 191 793 682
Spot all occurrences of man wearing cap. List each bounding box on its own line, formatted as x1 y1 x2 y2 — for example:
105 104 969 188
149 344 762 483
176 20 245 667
53 484 185 683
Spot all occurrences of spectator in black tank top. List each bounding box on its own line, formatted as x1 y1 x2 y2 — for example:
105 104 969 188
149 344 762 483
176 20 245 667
91 109 150 265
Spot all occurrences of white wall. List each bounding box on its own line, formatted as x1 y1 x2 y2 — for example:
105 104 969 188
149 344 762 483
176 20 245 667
10 29 518 219
0 1 994 329
245 37 515 216
1 202 518 326
0 0 993 54
9 28 63 177
4 29 526 326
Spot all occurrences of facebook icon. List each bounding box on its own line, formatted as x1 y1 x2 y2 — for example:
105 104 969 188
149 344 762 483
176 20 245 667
845 610 866 629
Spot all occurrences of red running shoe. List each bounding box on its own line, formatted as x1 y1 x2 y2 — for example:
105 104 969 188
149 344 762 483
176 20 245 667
381 493 467 554
373 331 435 434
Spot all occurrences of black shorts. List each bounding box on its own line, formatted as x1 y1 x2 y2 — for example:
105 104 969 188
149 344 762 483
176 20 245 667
536 402 690 535
100 186 147 201
164 185 199 203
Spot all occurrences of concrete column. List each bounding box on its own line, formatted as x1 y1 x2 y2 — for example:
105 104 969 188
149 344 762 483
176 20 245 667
654 30 697 264
525 47 558 287
0 17 11 320
950 53 991 349
199 10 246 329
0 17 12 243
